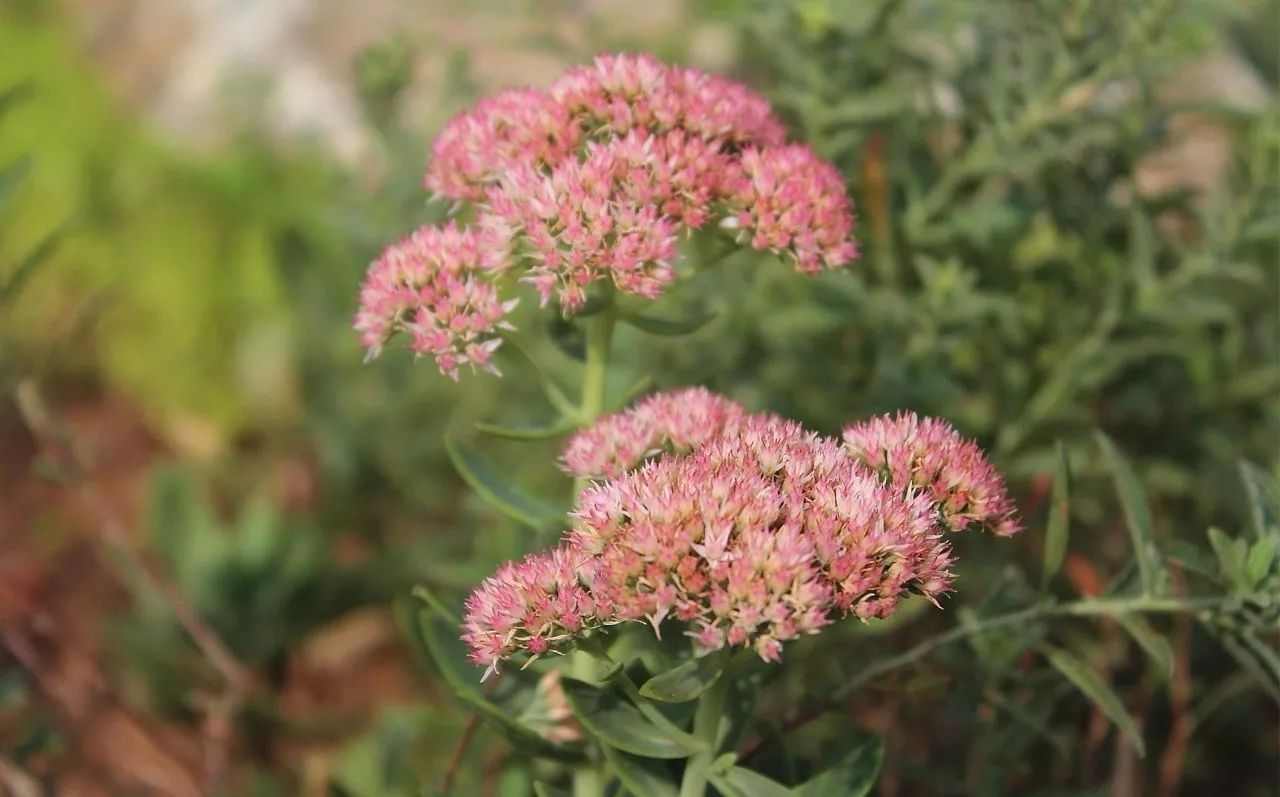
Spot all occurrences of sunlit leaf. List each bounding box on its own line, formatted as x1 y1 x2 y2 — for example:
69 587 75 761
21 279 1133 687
1042 645 1145 757
0 155 32 215
1 222 66 305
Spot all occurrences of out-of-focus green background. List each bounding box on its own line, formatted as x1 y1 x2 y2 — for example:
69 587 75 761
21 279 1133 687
0 0 1275 795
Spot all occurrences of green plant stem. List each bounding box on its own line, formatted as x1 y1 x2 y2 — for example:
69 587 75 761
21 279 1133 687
571 298 617 797
679 671 729 797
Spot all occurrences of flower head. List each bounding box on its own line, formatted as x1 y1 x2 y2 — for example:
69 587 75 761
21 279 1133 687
462 391 1018 675
353 223 517 378
561 386 748 479
843 412 1022 536
727 145 859 272
426 88 580 201
461 545 600 680
360 53 859 377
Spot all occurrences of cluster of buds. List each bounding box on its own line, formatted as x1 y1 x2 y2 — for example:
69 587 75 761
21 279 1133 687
356 54 858 377
462 389 1019 676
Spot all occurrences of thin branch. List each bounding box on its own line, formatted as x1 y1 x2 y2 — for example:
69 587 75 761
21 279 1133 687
438 712 481 794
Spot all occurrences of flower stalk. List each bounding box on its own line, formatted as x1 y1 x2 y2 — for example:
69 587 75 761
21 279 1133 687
680 670 730 797
571 298 616 797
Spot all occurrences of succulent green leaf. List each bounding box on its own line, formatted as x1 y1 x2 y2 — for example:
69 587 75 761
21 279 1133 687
444 431 563 529
795 733 884 797
414 603 579 761
561 678 702 759
474 417 575 441
709 766 795 797
601 745 679 797
639 651 728 703
621 307 716 336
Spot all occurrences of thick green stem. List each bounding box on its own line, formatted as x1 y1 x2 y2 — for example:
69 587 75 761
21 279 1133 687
679 671 730 797
579 306 615 423
572 301 617 797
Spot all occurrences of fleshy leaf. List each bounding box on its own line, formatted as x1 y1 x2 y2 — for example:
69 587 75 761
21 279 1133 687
795 734 884 797
622 307 716 336
639 651 728 703
709 766 795 797
475 418 575 441
444 431 563 529
561 678 702 759
601 745 679 797
414 600 580 761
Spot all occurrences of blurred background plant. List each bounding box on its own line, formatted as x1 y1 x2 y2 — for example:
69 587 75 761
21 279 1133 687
0 0 1275 795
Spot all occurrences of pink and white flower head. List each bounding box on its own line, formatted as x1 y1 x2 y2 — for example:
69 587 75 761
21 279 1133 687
461 545 601 680
358 54 860 377
561 387 749 479
726 145 860 272
843 412 1023 537
426 88 580 201
462 391 1018 676
353 223 517 379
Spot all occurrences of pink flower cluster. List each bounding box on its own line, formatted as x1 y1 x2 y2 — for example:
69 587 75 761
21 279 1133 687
844 412 1023 537
353 223 516 377
462 390 1020 676
560 386 747 479
357 53 858 376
